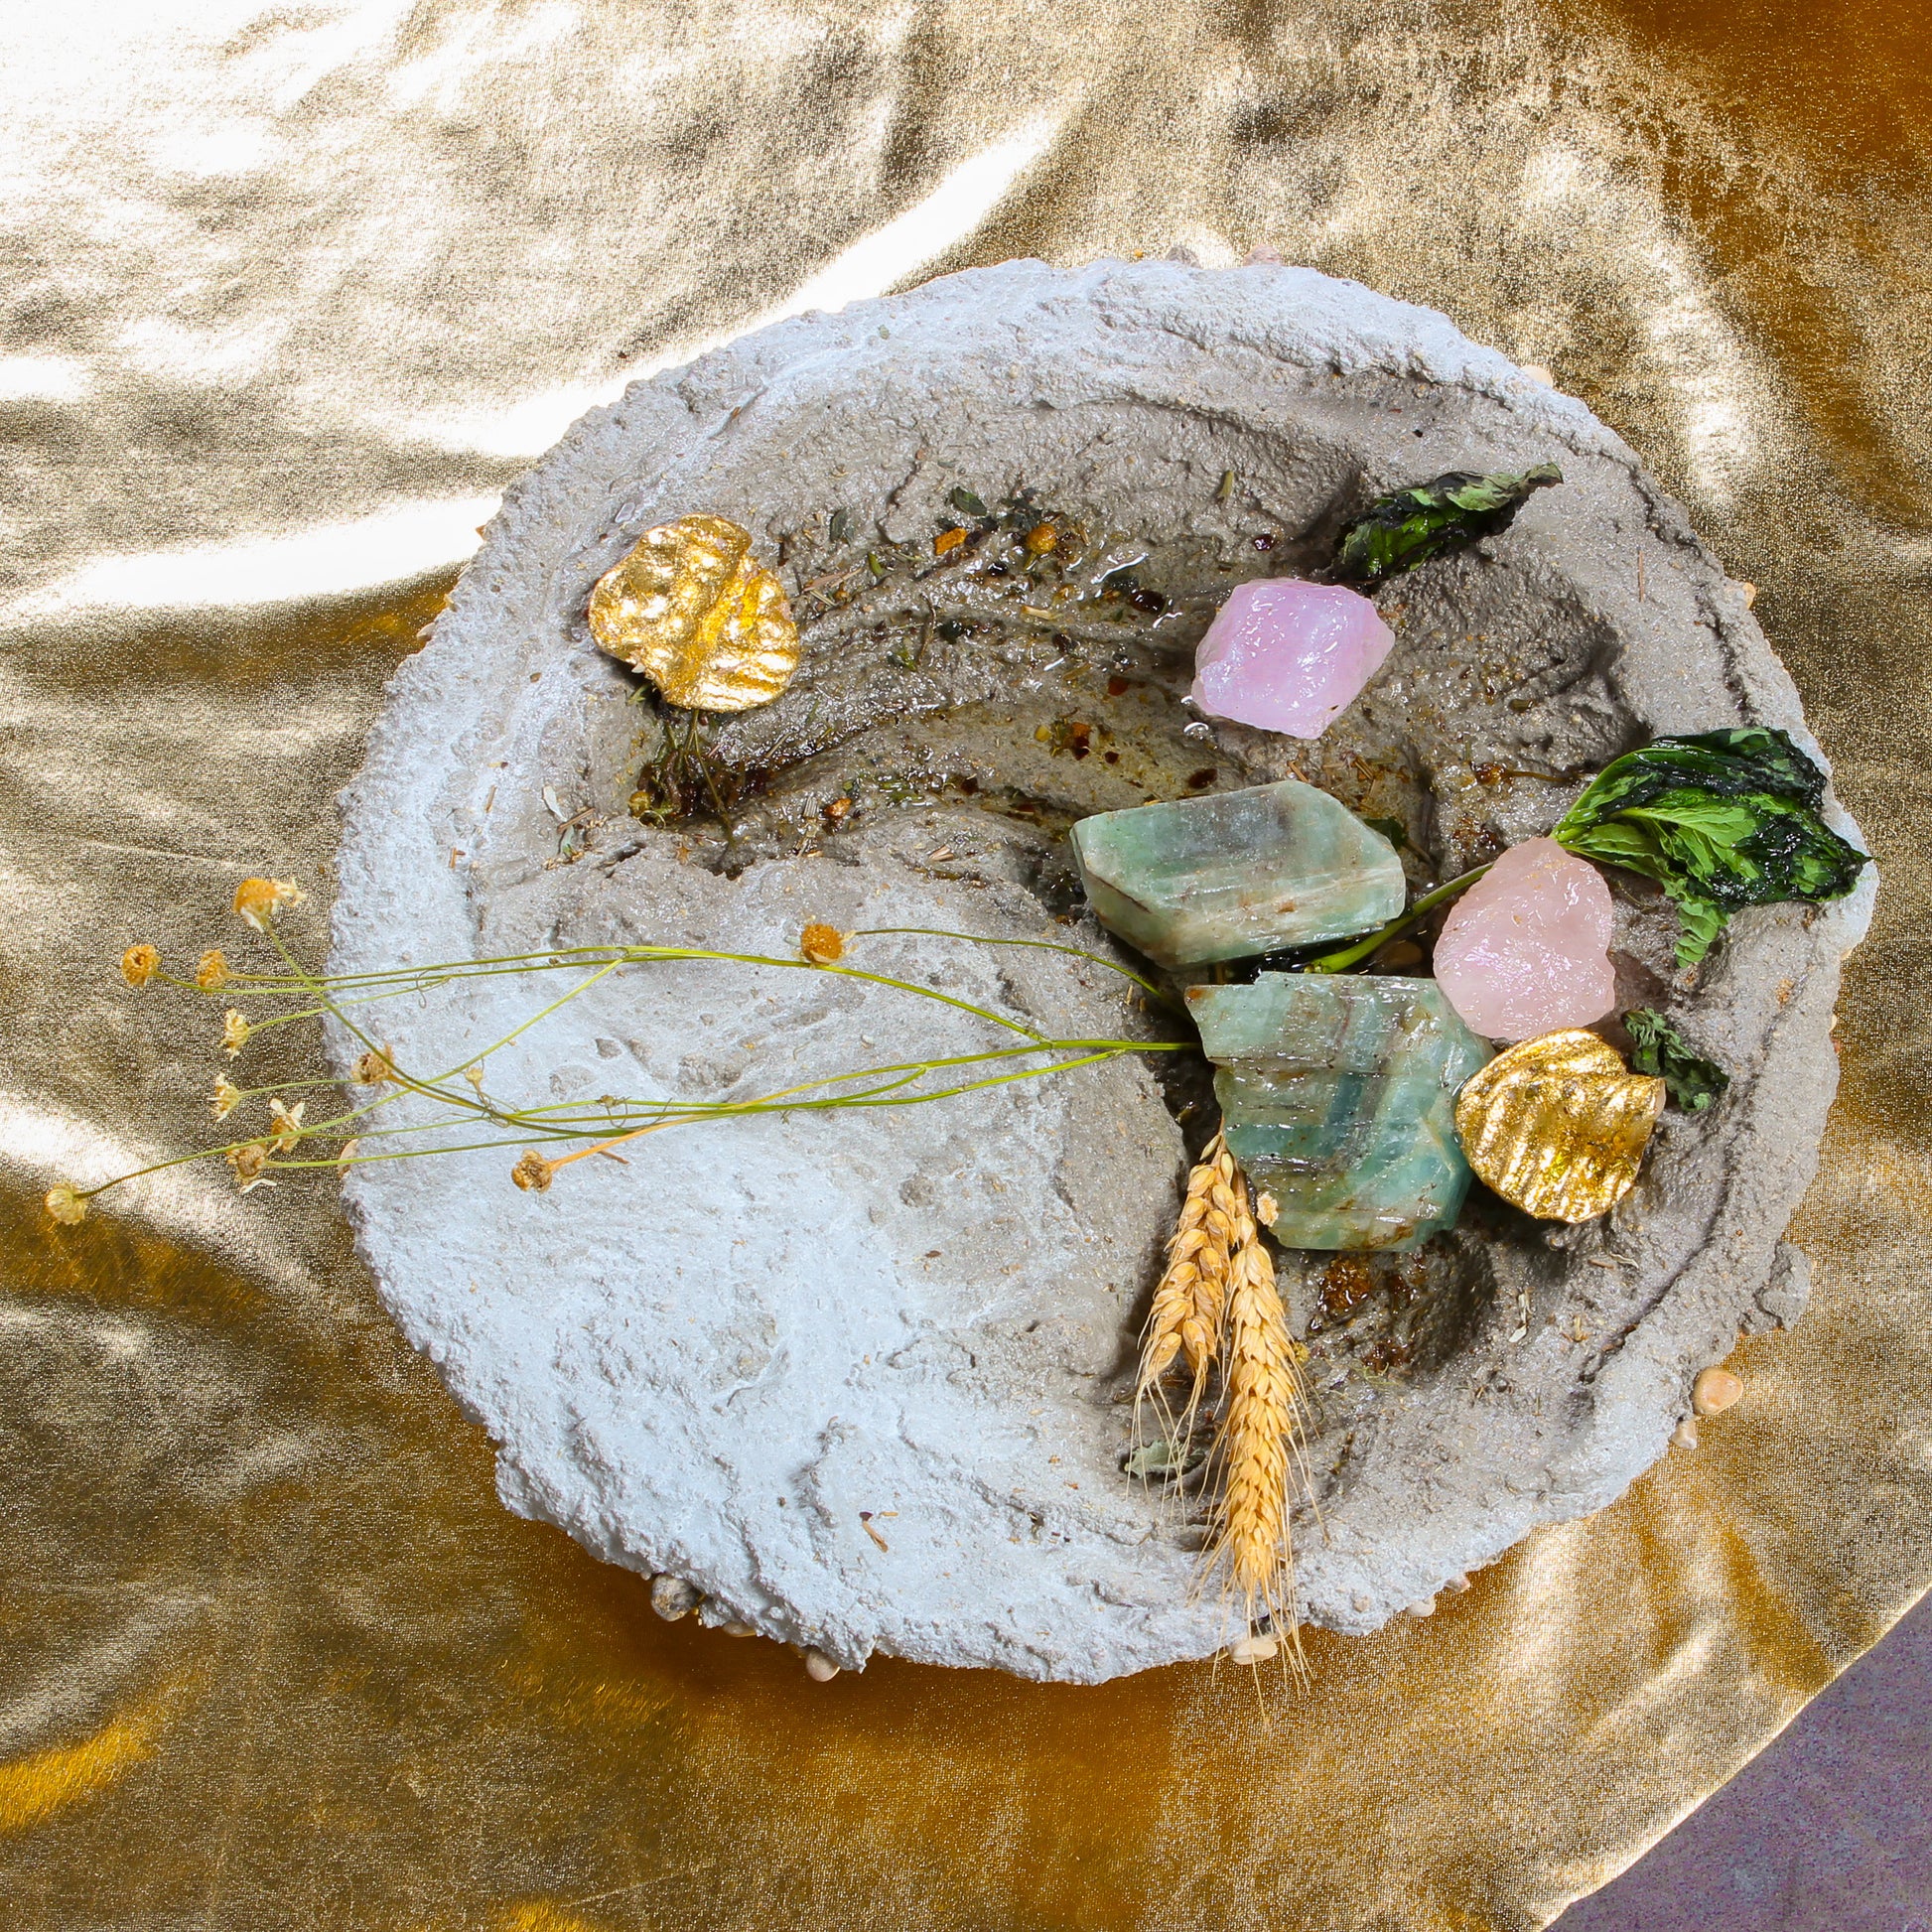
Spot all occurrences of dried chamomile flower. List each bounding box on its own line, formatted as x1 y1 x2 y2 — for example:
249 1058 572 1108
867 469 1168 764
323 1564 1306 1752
232 877 305 930
220 1010 251 1057
588 515 799 711
197 950 230 990
209 1077 242 1120
226 1143 270 1191
351 1046 395 1086
120 944 160 988
799 922 845 965
512 1151 556 1192
45 1184 87 1225
267 1098 306 1153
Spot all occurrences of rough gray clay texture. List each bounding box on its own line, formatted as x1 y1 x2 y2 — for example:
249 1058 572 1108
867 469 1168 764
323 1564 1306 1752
333 259 1871 1681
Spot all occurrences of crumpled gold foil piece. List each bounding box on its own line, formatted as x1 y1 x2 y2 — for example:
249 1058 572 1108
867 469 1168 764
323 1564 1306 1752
589 514 799 711
1454 1029 1667 1221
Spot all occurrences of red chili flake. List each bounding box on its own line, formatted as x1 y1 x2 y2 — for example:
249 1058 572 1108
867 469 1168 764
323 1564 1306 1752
1186 767 1217 788
1103 750 1121 764
1106 675 1132 697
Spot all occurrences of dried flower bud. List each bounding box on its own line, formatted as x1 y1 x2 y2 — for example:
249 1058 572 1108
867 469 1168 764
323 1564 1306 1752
1023 522 1058 555
267 1098 307 1153
220 1009 251 1057
512 1151 556 1192
209 1078 242 1120
226 1143 268 1189
120 944 160 988
352 1047 395 1086
196 950 230 990
232 877 305 930
933 527 967 557
44 1184 86 1226
800 923 845 965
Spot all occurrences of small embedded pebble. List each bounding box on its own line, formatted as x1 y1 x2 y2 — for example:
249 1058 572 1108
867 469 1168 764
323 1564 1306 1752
1229 1632 1279 1664
720 1619 756 1637
1445 1574 1471 1593
649 1575 702 1621
804 1648 841 1682
1351 1591 1373 1612
1521 363 1556 385
1407 1596 1436 1618
1671 1417 1701 1449
1693 1367 1743 1417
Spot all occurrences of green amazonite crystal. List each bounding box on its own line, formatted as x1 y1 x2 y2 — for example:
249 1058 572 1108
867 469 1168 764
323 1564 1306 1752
1187 974 1492 1251
1069 778 1406 968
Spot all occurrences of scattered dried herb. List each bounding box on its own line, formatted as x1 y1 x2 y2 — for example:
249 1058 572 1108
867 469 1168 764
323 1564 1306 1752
629 709 742 826
1333 465 1562 587
828 507 853 544
1552 727 1868 964
1035 718 1092 759
1623 1008 1729 1112
948 485 989 517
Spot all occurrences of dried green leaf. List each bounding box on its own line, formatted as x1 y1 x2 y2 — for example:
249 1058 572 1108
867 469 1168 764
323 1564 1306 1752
828 506 853 544
948 485 989 518
1334 464 1562 586
1623 1008 1729 1112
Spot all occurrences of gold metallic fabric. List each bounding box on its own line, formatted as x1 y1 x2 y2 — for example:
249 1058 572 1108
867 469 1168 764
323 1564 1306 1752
1455 1032 1666 1223
5 3 1929 1927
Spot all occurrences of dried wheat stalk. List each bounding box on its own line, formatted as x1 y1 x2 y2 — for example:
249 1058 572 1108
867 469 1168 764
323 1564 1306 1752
1136 1131 1241 1436
1207 1201 1304 1636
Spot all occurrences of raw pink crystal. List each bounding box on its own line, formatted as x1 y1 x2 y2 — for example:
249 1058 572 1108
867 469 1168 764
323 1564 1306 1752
1190 578 1395 739
1433 838 1616 1040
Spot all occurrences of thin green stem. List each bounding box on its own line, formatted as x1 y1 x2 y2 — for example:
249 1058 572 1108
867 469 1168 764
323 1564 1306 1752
1300 864 1493 974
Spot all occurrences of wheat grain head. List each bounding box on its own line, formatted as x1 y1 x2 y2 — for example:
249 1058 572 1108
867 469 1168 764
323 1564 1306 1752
1206 1196 1306 1649
1135 1132 1240 1449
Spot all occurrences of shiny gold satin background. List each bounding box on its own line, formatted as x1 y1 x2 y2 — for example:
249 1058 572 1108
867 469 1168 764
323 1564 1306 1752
5 3 1929 1927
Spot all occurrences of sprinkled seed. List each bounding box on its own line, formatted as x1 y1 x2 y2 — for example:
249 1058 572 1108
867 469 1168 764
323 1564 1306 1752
1229 1632 1278 1664
649 1575 701 1621
1670 1417 1700 1449
804 1648 841 1682
1692 1367 1743 1417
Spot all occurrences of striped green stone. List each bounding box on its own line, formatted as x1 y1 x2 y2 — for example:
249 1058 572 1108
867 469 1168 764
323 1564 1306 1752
1069 778 1405 969
1187 973 1492 1252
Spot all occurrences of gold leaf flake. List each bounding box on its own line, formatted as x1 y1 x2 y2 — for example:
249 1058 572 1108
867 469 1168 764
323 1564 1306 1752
1453 1029 1665 1222
588 514 799 712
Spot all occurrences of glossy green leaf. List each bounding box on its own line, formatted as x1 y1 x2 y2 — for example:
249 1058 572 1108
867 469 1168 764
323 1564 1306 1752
1554 728 1868 965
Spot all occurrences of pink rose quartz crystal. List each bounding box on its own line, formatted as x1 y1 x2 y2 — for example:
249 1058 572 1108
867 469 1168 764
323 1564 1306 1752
1433 838 1616 1040
1190 578 1396 739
